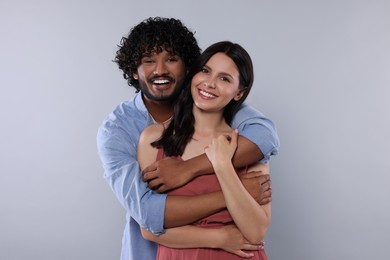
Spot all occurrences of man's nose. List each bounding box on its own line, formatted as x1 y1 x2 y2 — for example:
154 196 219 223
153 61 168 75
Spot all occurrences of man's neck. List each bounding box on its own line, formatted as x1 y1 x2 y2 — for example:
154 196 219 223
143 95 174 124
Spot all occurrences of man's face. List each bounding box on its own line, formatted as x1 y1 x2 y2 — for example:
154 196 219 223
133 50 186 102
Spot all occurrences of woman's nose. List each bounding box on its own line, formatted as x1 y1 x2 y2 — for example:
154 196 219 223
203 81 216 89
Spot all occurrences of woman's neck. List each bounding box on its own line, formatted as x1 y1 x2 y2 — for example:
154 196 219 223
192 106 231 137
181 106 231 160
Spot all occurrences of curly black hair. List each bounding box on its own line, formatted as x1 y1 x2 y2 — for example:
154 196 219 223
114 17 201 92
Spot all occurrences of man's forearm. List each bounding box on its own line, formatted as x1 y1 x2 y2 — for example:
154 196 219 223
164 191 225 228
185 136 262 179
163 137 263 228
232 135 263 168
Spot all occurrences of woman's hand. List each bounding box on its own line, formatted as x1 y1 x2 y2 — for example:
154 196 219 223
205 129 238 168
217 224 263 258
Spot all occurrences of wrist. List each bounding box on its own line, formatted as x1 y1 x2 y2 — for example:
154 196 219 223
213 162 234 175
206 228 224 249
188 153 214 177
181 159 198 179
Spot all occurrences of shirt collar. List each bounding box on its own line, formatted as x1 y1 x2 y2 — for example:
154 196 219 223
134 92 155 124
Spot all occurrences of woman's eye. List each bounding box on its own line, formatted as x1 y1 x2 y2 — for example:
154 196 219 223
220 77 230 82
200 68 209 73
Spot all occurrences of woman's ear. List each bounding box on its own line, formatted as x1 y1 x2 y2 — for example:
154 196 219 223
133 72 138 80
234 89 246 101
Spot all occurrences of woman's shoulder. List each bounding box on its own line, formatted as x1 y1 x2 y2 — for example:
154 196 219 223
139 123 165 145
143 123 165 135
137 123 165 169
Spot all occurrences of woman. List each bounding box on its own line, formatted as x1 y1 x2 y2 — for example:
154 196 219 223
137 41 271 259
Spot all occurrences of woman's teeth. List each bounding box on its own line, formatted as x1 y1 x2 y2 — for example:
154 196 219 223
200 90 216 98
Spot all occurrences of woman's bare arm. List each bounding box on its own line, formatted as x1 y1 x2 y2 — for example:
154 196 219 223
137 125 226 227
142 135 262 192
205 130 271 244
141 225 261 258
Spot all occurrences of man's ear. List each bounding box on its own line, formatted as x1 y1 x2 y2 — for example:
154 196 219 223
133 72 138 80
234 89 246 101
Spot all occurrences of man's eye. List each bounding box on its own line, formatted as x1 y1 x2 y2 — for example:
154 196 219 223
167 58 178 62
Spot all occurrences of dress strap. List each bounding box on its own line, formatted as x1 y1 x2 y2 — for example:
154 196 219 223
156 148 165 160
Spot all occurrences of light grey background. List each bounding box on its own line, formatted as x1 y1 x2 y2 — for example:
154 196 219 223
1 0 389 259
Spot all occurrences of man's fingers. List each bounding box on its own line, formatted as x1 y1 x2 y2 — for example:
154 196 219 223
157 184 169 193
147 178 163 190
240 173 271 190
259 189 273 205
259 174 271 184
263 188 272 197
261 180 271 191
142 163 158 176
244 171 266 179
142 170 157 182
260 197 272 205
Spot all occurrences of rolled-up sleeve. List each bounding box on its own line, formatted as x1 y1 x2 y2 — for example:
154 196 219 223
97 122 167 235
231 103 280 163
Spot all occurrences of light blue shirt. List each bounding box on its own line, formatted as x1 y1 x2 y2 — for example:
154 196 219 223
97 92 279 260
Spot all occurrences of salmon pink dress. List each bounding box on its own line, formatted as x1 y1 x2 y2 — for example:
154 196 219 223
156 149 268 260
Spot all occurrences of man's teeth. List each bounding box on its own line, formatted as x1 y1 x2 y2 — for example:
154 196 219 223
153 79 170 85
200 90 216 98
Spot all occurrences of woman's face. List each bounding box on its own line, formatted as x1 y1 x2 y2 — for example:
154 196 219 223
191 52 244 113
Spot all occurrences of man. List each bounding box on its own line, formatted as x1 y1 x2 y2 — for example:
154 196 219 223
97 17 279 260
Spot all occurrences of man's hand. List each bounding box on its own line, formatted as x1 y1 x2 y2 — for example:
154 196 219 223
240 172 272 205
217 224 263 258
142 157 194 192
